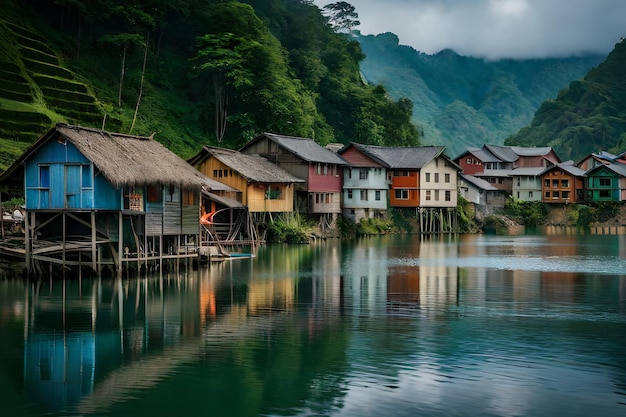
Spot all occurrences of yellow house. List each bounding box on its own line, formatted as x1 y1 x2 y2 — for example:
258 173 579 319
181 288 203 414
188 146 304 214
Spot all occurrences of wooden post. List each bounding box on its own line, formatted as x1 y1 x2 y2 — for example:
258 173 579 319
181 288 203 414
62 211 66 272
117 212 123 274
91 211 97 272
25 211 31 272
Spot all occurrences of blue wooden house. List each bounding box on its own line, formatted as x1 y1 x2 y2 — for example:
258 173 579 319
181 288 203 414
0 123 234 275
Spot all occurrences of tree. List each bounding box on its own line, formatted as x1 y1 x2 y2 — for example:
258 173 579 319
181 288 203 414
322 2 360 33
191 32 256 144
99 33 145 106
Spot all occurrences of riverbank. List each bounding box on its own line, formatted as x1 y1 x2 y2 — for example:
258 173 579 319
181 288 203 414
484 201 626 235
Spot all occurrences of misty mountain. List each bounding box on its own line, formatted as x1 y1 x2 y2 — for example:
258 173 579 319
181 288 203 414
356 32 605 157
505 39 626 162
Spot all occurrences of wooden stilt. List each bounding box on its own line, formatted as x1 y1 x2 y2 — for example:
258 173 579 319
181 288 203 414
117 212 123 274
91 211 97 272
25 210 31 272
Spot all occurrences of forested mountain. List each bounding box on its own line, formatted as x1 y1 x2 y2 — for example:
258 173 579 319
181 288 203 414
505 39 626 162
356 32 605 157
0 0 419 171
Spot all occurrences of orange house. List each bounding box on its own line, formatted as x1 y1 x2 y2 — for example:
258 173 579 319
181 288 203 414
540 163 586 203
348 145 459 209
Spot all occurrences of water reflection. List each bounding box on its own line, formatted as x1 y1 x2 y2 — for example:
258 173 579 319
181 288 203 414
0 234 625 416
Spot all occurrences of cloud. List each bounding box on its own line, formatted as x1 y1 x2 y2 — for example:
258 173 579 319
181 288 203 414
314 0 625 59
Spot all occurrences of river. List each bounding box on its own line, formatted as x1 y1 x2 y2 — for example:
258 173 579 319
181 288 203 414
0 233 625 417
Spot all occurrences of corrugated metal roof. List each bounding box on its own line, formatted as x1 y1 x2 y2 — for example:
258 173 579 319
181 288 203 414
484 144 519 162
510 146 554 157
587 162 626 177
351 143 446 169
257 133 347 165
475 169 513 178
196 147 304 183
511 167 546 176
460 174 500 191
550 163 586 177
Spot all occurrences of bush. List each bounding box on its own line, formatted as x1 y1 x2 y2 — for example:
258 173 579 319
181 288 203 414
266 213 316 243
356 217 395 236
457 196 479 233
504 197 547 226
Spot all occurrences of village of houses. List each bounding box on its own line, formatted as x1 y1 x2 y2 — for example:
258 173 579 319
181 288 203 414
1 123 625 276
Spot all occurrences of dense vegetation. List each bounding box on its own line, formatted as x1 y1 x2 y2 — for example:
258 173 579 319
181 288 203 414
0 0 420 172
356 32 605 157
506 39 626 162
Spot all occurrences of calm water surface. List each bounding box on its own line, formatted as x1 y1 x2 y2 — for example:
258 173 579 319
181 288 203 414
1 234 625 417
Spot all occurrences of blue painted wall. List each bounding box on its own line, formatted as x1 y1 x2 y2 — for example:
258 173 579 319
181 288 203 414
24 139 121 210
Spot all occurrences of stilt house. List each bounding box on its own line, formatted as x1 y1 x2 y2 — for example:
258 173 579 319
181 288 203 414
239 133 346 234
0 123 233 274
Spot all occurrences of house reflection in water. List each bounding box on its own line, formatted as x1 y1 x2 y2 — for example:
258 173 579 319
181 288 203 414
20 275 205 414
23 281 97 412
341 236 460 317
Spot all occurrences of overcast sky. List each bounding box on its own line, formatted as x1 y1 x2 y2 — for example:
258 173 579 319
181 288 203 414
313 0 625 59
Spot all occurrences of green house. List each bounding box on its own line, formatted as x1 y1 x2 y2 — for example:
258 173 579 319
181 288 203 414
585 163 626 201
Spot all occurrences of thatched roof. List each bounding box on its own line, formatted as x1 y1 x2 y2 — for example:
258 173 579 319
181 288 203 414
189 146 305 184
0 123 233 192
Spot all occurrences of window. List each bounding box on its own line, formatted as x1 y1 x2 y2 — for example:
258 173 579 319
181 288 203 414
552 179 558 188
561 191 570 200
223 170 228 178
265 186 282 200
165 186 180 202
375 190 381 201
213 169 219 177
529 191 533 198
434 173 439 183
395 189 409 200
600 190 611 198
552 191 559 199
347 189 353 199
81 164 92 188
325 193 330 204
425 190 431 201
348 169 352 179
498 178 504 184
359 169 368 180
445 173 450 183
445 190 451 201
545 191 550 199
544 179 550 187
39 165 50 188
425 172 431 182
394 170 409 177
466 158 472 164
435 190 440 201
315 194 320 204
124 187 143 211
599 177 611 187
517 178 521 187
183 190 196 205
560 179 569 188
147 185 161 202
360 190 368 201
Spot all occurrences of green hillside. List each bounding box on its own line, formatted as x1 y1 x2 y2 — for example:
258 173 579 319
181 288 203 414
0 0 420 172
356 32 605 157
505 39 626 162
